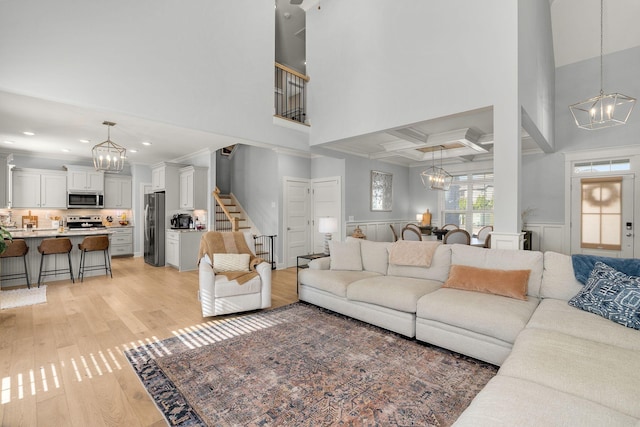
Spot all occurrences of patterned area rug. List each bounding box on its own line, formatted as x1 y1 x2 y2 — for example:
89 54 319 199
126 303 497 426
0 285 47 310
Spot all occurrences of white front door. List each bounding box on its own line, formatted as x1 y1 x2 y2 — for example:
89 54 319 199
284 177 311 267
571 174 634 258
312 177 342 254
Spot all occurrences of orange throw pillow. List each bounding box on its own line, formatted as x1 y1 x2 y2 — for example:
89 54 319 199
443 265 531 300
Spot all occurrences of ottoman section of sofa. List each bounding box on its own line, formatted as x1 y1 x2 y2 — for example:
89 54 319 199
499 328 640 419
453 375 638 427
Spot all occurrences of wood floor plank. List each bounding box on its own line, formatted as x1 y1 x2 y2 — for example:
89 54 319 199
0 257 298 425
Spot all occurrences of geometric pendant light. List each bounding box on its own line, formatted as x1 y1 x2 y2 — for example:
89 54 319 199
569 0 636 130
420 146 453 191
92 121 126 172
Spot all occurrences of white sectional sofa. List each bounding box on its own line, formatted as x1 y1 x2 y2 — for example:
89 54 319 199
297 238 640 426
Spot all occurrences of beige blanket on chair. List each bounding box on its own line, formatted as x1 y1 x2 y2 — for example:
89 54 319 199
198 232 264 284
389 241 441 267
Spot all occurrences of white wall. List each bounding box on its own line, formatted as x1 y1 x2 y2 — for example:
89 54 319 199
305 0 515 146
0 0 308 151
518 0 555 150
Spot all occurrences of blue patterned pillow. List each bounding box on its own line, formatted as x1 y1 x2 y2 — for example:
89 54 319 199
569 261 640 330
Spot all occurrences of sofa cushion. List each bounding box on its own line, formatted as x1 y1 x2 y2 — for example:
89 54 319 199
454 376 638 427
298 269 380 298
526 299 640 351
214 274 262 297
329 240 362 271
540 251 583 300
568 261 640 330
450 245 543 297
360 239 392 275
416 288 540 344
346 276 442 313
499 328 640 419
387 245 451 282
443 265 530 300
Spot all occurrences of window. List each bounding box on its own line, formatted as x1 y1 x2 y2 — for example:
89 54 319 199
580 177 622 250
442 173 494 235
574 159 630 174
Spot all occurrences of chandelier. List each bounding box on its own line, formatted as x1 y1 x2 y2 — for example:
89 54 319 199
92 121 126 172
420 146 452 191
569 0 636 130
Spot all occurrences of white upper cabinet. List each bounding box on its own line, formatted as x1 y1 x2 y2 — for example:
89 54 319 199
66 166 104 192
12 169 67 208
104 175 132 209
179 166 207 210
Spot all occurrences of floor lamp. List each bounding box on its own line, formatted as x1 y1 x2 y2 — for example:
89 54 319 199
318 217 338 255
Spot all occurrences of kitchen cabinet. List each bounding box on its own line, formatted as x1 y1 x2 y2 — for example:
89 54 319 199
179 166 207 210
66 166 104 192
110 227 133 256
0 154 6 208
165 230 205 272
151 162 184 192
12 169 67 208
104 175 132 209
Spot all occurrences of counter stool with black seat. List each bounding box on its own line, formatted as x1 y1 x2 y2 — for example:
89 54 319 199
0 239 31 288
37 237 74 287
78 235 112 282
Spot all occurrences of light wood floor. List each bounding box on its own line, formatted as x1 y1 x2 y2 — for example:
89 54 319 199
0 257 299 426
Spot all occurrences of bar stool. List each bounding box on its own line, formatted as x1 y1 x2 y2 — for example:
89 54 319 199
78 235 112 282
37 237 74 287
0 239 31 288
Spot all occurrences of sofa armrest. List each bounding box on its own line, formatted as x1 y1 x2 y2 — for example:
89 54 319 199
309 257 331 270
255 262 272 308
198 256 217 317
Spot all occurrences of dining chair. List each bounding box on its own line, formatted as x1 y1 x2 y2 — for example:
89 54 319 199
401 225 422 241
389 224 399 242
477 225 493 245
443 229 471 245
441 224 459 231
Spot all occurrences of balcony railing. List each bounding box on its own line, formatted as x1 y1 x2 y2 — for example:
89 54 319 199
274 62 309 125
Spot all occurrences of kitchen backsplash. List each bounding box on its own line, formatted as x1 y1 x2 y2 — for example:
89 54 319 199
0 208 134 228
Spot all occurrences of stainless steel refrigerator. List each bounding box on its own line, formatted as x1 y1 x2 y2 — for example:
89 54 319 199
144 191 165 266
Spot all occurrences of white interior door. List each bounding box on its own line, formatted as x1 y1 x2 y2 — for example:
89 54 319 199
284 177 311 267
312 177 342 253
571 174 634 258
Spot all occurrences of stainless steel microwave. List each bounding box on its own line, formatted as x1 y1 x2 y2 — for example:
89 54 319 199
67 192 104 209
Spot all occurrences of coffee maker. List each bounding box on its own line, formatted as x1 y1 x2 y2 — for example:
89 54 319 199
170 213 193 229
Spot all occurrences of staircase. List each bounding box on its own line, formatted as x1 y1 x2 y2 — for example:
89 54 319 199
213 190 250 232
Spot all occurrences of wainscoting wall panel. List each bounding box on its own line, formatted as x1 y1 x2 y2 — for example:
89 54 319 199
346 220 568 254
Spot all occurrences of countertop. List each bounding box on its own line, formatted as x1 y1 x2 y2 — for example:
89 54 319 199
166 228 207 233
8 228 116 239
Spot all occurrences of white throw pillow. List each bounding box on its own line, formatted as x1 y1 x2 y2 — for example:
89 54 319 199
213 253 250 272
329 240 363 271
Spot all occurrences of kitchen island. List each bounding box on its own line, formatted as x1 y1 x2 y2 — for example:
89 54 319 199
1 228 114 288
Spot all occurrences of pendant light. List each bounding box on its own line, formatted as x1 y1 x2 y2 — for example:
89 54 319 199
420 146 452 191
569 0 636 130
92 121 126 172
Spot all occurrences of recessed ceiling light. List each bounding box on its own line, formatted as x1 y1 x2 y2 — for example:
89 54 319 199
62 148 70 152
23 131 35 136
3 140 14 144
129 149 138 153
142 141 152 146
79 139 90 143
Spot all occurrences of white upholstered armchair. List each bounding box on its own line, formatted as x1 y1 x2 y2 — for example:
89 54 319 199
198 231 272 317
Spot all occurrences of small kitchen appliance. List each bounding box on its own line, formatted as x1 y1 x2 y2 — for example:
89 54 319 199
171 213 193 229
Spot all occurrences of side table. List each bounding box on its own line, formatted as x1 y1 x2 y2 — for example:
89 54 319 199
296 253 329 294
